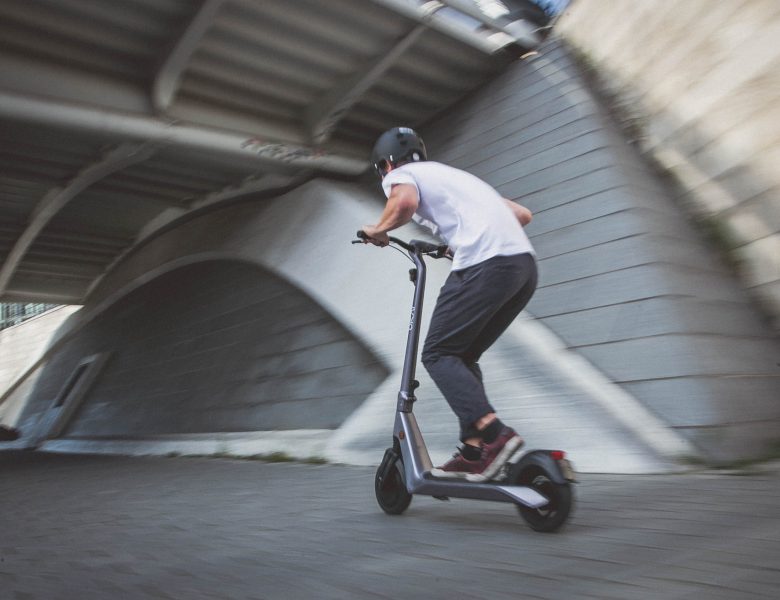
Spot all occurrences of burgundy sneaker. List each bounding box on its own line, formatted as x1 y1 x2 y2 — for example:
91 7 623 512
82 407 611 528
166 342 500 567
479 427 524 480
430 449 483 479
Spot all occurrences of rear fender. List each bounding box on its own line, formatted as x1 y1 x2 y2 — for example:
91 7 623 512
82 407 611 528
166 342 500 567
510 450 574 485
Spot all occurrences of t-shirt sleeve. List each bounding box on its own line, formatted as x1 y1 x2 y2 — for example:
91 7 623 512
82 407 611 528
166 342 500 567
381 170 419 198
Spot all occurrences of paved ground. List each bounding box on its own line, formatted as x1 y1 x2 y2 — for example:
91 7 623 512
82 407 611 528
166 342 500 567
1 451 778 599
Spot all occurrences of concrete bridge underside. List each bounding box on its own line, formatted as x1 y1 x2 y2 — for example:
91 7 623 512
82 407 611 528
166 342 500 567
2 36 778 470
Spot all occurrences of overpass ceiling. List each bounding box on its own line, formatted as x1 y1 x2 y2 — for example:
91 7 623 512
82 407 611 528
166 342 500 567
0 0 544 304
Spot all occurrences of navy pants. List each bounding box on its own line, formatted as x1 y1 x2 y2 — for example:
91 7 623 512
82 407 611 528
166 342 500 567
421 253 538 442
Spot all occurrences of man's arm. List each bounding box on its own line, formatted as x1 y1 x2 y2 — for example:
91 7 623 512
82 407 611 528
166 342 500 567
362 183 419 245
504 198 532 227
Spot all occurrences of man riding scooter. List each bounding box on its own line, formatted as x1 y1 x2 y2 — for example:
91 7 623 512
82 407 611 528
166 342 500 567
361 127 536 482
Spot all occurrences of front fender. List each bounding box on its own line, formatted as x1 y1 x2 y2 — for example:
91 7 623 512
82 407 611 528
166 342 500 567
377 446 400 486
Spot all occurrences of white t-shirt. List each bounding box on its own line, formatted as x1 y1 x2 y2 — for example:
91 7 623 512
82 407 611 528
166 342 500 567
382 161 535 270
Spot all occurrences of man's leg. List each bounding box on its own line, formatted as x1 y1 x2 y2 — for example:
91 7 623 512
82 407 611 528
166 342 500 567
422 260 525 440
460 255 538 478
422 254 536 477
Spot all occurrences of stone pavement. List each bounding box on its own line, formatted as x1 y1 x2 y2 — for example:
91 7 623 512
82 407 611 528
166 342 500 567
1 451 778 600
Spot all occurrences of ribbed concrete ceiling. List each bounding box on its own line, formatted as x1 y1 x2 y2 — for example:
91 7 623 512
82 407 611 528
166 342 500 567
0 0 549 304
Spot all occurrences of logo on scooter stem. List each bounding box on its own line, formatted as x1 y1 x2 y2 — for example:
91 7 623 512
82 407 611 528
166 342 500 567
409 306 415 332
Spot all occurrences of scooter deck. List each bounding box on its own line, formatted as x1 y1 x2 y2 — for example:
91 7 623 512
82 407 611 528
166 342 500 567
412 472 549 508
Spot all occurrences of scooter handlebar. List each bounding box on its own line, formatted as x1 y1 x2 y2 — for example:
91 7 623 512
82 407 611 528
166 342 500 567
354 230 449 258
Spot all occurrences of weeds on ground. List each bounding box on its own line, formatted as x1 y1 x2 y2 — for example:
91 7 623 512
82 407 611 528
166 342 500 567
166 450 328 465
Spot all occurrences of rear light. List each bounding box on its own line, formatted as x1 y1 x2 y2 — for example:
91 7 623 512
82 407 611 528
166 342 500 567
550 450 566 461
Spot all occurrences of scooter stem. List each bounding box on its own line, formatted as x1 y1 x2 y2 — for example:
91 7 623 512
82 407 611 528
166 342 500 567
398 248 426 412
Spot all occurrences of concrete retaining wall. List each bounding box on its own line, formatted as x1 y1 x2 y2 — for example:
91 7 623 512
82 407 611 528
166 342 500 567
0 305 79 426
556 0 780 327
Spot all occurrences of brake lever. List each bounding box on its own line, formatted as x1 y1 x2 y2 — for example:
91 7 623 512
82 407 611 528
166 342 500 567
422 245 452 259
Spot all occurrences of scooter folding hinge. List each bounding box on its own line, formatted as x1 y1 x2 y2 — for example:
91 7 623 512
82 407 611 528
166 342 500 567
397 391 416 412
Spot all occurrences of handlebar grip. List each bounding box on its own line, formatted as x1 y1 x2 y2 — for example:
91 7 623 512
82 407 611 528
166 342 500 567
408 239 440 254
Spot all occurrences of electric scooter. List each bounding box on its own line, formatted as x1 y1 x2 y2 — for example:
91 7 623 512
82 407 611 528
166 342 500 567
354 232 575 532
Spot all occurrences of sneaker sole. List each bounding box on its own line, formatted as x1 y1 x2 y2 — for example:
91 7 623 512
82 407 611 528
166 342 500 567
428 470 488 482
429 468 472 479
478 436 525 481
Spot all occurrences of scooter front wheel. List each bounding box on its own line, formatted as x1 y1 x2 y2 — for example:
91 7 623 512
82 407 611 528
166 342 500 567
375 458 412 515
513 466 573 532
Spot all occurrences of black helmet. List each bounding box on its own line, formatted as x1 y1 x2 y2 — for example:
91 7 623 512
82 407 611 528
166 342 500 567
370 127 427 177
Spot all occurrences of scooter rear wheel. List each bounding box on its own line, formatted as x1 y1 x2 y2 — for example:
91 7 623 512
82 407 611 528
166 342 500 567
375 459 412 515
513 466 573 532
